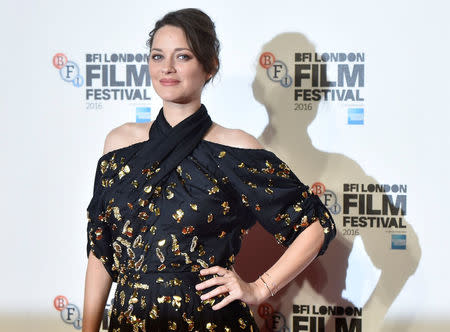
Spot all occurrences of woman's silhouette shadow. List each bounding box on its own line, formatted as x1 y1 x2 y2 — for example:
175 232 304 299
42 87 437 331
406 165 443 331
234 32 421 332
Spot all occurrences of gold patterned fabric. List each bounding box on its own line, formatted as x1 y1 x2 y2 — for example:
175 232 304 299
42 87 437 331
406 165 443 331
86 105 336 331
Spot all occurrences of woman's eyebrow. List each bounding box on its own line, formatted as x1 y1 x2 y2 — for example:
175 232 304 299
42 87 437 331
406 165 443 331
151 47 192 52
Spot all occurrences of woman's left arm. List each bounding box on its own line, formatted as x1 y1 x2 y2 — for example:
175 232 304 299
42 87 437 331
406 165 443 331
195 220 324 309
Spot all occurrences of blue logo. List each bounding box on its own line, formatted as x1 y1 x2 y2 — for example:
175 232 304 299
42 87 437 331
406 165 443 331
391 234 406 250
136 107 151 123
348 108 364 125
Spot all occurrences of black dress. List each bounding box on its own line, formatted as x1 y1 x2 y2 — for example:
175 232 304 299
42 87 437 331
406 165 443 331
86 105 336 332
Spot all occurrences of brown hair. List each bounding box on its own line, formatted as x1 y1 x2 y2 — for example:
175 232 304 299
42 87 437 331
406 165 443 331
146 8 220 85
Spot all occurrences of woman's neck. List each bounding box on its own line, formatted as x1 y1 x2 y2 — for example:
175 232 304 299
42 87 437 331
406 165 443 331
162 100 202 127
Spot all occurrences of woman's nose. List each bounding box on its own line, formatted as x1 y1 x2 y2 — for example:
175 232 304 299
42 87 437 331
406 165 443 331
162 58 176 74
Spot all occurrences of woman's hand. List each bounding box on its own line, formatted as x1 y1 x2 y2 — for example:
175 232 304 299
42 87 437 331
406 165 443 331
195 265 272 310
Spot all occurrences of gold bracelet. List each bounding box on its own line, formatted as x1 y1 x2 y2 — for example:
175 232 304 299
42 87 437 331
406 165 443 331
259 275 274 296
263 272 278 295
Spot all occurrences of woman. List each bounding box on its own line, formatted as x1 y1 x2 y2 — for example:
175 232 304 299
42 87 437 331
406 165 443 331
83 8 336 332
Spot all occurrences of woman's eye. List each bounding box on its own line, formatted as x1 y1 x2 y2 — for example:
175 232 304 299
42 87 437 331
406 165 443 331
151 54 162 60
178 54 190 60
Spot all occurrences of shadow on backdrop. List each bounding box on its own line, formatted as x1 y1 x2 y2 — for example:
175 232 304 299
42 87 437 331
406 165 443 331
234 32 421 332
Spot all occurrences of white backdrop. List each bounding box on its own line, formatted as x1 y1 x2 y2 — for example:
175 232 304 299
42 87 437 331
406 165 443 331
1 0 449 331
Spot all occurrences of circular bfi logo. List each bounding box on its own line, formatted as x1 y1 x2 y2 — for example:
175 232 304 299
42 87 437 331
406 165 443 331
311 182 341 215
53 53 84 88
258 302 290 332
260 52 293 88
54 295 82 330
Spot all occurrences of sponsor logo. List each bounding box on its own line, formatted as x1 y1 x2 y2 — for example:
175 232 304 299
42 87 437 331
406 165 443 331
347 108 364 125
136 107 151 123
391 234 407 249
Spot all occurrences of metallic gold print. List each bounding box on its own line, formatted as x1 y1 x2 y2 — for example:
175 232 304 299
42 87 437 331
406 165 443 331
275 233 286 244
140 295 146 309
190 203 198 211
127 247 135 259
221 201 230 215
158 239 166 246
135 255 144 271
113 242 122 254
149 303 159 319
182 226 195 234
166 189 174 199
197 258 209 269
113 207 122 221
133 235 143 248
172 209 184 223
122 220 131 235
168 321 177 330
120 290 125 306
190 236 198 252
218 230 226 238
118 165 130 179
100 160 108 174
218 151 226 158
241 194 249 206
156 277 164 283
198 244 206 256
138 198 148 207
156 247 165 263
207 213 214 223
133 283 149 290
238 318 247 329
206 322 218 331
208 185 220 195
157 296 171 304
138 211 149 220
171 234 181 255
172 295 182 309
117 237 131 248
301 216 309 227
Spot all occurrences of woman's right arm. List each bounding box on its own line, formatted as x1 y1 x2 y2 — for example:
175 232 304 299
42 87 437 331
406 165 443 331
82 250 113 332
82 127 127 331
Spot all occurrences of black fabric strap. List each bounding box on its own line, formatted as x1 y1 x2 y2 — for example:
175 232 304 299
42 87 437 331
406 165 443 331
107 104 212 221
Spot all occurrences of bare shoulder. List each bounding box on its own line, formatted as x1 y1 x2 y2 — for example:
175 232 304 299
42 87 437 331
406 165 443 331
103 121 154 155
204 122 263 150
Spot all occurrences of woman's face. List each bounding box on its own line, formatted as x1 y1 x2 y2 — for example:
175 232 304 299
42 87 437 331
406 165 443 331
149 25 210 105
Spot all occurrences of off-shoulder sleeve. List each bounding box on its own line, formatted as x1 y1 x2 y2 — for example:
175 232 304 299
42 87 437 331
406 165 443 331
86 155 118 281
213 147 336 256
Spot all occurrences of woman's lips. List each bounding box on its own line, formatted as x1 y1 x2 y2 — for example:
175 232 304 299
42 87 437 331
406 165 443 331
160 79 180 86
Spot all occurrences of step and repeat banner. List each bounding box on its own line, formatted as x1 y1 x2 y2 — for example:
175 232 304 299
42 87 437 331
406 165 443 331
1 0 449 331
